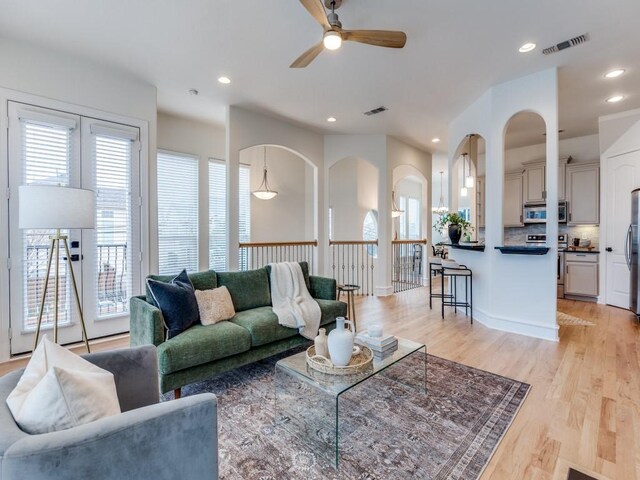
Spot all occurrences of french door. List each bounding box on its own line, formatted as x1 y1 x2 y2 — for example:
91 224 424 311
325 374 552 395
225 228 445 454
7 102 141 354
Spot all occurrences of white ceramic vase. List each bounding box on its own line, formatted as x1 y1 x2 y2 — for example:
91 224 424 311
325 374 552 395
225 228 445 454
328 317 356 367
314 328 329 359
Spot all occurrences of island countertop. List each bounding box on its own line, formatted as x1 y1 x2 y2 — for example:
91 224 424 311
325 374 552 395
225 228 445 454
440 242 485 252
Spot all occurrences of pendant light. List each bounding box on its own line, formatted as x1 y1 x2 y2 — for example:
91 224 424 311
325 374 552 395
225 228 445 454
460 153 468 197
252 146 278 200
465 135 475 188
391 190 404 218
432 171 448 214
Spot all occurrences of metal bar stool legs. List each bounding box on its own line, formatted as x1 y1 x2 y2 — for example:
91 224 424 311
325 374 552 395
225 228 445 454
440 266 473 323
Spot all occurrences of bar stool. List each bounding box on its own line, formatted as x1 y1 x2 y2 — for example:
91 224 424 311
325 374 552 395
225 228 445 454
428 257 445 309
337 284 360 331
440 262 473 323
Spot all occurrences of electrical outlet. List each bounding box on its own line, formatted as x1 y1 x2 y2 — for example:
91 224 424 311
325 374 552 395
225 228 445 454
581 232 588 240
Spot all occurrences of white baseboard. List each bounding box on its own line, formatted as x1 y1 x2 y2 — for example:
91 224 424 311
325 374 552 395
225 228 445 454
375 285 394 296
468 306 559 342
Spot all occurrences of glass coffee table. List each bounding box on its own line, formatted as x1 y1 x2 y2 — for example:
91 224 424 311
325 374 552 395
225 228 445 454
274 337 426 468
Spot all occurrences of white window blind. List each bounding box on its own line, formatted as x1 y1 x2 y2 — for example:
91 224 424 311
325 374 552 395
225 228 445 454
408 197 420 239
21 119 74 329
93 134 134 317
157 152 198 275
238 164 251 269
209 159 227 271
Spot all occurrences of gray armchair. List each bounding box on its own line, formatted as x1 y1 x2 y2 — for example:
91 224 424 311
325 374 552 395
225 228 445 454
0 346 218 480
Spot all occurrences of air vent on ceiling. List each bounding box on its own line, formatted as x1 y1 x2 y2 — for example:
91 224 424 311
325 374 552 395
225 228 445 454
364 106 388 116
542 33 589 55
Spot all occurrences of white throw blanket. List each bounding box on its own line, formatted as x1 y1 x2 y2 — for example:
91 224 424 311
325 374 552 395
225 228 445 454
269 262 321 340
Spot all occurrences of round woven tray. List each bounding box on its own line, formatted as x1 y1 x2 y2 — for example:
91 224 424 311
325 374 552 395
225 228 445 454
306 345 373 375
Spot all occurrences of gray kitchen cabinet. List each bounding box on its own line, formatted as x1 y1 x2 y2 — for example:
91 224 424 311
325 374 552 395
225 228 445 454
566 163 600 225
565 252 599 297
476 176 485 229
504 172 524 227
524 163 546 204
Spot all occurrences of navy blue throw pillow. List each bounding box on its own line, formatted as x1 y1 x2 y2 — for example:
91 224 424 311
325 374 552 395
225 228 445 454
146 270 200 339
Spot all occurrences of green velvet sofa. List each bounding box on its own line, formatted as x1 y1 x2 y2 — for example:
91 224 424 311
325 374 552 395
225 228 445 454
129 263 346 395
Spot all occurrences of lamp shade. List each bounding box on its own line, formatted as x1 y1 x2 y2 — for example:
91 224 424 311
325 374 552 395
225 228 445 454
19 185 96 229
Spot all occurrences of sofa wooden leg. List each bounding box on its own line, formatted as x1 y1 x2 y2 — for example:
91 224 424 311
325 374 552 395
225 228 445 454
174 388 181 399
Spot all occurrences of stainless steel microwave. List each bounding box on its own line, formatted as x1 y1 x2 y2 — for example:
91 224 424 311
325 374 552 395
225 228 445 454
523 202 567 224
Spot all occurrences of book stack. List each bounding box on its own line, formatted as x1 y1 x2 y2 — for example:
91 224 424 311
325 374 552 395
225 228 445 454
355 331 398 360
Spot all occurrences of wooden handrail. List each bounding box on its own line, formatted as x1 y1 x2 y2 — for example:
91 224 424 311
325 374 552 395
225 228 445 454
329 240 379 246
239 240 318 248
391 239 428 245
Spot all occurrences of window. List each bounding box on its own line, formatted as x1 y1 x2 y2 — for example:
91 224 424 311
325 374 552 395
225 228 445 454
328 206 334 241
362 210 378 257
157 152 198 274
238 164 251 269
209 159 226 271
398 195 421 240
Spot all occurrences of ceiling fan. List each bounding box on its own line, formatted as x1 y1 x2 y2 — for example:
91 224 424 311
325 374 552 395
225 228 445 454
291 0 407 68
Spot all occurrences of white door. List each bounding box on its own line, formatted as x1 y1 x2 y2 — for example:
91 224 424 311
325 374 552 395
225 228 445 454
8 102 141 354
605 150 640 308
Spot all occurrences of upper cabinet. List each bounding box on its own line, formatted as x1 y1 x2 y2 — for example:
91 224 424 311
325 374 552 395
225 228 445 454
504 172 524 227
524 163 546 204
566 163 600 225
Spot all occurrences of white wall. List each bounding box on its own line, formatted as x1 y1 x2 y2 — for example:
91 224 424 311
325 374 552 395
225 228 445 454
226 106 324 271
242 146 314 242
157 112 225 270
0 38 157 361
448 68 559 341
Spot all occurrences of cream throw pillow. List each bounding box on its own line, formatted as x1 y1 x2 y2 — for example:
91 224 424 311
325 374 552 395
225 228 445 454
195 286 236 325
6 336 121 435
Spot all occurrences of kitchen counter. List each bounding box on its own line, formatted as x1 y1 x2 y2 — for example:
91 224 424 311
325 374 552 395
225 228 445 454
563 248 600 254
441 242 485 252
495 245 550 255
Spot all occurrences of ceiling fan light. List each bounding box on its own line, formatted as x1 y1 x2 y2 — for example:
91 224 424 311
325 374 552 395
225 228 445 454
323 31 342 50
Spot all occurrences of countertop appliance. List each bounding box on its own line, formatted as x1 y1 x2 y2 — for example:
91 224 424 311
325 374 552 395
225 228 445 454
630 189 640 318
526 233 568 298
523 202 567 224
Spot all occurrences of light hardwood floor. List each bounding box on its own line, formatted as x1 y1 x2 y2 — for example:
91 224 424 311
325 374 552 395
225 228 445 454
1 286 638 479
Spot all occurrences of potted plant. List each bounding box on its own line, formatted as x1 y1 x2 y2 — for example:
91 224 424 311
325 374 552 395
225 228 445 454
434 212 473 244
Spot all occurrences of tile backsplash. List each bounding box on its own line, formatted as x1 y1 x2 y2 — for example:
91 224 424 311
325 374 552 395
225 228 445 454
502 224 600 246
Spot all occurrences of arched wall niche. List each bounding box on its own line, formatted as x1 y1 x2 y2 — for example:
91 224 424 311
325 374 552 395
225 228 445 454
501 111 547 244
239 143 317 243
392 164 430 243
449 134 486 241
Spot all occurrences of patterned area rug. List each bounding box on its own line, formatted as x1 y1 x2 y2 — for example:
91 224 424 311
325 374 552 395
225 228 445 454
170 349 530 479
557 311 596 326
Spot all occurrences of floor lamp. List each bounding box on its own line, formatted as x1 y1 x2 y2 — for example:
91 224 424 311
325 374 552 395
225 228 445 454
19 185 96 353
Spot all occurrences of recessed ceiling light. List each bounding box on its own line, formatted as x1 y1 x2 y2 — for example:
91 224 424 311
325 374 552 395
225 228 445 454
432 138 440 143
519 42 536 53
327 117 337 123
188 88 199 96
217 76 231 84
606 95 625 103
605 69 625 79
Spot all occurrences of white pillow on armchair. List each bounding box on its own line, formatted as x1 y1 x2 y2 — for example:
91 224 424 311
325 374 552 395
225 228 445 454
6 336 121 434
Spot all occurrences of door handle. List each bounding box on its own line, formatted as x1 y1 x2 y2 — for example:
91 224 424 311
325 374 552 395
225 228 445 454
63 254 82 262
605 247 613 252
624 224 632 271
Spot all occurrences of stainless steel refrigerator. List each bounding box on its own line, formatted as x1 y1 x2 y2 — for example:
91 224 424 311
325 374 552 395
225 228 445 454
630 189 640 317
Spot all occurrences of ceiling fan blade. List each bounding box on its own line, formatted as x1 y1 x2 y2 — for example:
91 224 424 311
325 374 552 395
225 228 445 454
290 42 325 68
342 30 407 48
298 0 330 29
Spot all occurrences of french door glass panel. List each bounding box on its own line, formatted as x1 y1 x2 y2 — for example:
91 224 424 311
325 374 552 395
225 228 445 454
80 118 140 339
8 102 141 354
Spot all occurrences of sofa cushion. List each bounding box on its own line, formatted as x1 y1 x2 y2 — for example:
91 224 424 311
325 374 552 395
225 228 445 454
265 261 311 291
146 270 200 339
230 307 299 347
316 299 348 326
217 268 271 312
157 322 251 374
146 270 217 305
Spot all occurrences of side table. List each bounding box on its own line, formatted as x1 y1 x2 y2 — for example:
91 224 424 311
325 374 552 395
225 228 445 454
337 284 359 331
